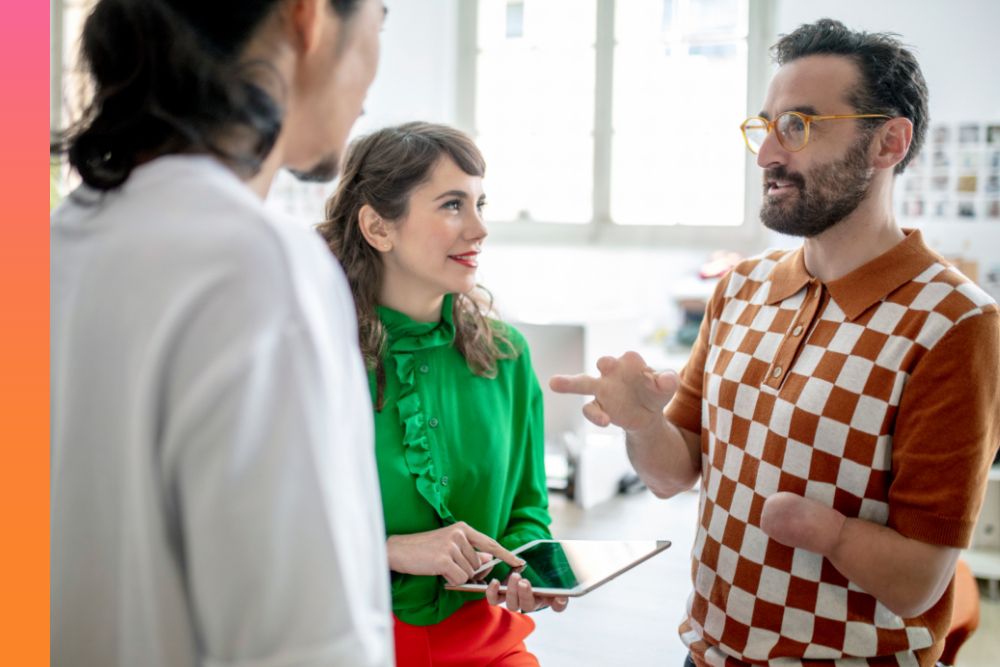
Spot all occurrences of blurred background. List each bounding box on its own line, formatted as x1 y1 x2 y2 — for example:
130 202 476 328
51 1 1000 664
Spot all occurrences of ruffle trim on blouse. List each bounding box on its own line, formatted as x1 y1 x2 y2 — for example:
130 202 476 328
381 295 457 524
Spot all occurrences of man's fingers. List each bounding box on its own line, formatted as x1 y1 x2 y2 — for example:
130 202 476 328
652 369 680 395
596 356 618 375
582 400 610 427
549 373 598 396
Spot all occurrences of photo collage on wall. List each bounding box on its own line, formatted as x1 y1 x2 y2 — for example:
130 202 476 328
898 121 1000 221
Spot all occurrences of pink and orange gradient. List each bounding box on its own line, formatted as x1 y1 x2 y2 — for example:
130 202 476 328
2 2 51 664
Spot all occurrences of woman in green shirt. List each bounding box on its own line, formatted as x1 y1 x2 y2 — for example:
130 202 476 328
318 122 566 666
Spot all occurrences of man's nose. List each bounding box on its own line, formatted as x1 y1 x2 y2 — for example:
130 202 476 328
756 129 787 169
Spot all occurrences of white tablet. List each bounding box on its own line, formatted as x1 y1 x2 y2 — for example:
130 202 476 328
444 538 671 597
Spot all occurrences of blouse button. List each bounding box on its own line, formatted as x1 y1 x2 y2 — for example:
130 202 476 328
792 324 803 337
440 475 449 486
428 417 440 428
772 366 783 378
419 364 430 374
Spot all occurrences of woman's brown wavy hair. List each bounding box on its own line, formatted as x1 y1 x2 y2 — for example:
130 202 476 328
317 122 514 411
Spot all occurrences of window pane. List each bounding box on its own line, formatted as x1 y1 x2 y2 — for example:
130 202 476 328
612 0 747 226
476 0 596 224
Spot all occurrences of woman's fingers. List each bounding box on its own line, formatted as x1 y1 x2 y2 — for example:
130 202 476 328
515 577 536 611
442 560 472 586
450 529 481 573
448 542 476 579
505 573 522 611
473 552 495 581
462 527 524 568
485 579 502 605
549 596 569 612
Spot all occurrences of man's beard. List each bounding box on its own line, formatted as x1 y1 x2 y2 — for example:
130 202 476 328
760 134 875 238
288 152 341 183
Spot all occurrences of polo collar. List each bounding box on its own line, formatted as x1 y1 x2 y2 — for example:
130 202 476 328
764 229 941 321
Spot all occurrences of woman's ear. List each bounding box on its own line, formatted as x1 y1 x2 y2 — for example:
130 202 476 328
358 204 393 253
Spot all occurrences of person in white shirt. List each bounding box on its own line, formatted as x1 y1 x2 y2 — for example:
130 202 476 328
50 1 392 666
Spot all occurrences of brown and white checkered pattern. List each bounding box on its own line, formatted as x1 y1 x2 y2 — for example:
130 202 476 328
676 251 996 667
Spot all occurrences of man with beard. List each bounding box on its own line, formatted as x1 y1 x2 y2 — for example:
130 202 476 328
50 1 392 666
552 19 999 667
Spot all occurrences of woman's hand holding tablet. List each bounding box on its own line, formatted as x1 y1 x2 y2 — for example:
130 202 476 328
446 539 672 598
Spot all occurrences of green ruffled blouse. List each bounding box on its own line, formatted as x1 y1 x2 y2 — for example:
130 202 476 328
371 294 551 626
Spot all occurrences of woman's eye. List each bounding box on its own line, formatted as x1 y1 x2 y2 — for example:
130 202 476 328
443 200 461 211
477 200 488 212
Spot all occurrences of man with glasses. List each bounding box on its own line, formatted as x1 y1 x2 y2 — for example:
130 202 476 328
553 18 999 667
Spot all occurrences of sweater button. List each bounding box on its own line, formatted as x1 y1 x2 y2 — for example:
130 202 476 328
440 476 449 486
428 417 439 428
419 364 430 374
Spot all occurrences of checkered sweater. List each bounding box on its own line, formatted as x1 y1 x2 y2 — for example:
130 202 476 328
666 236 1000 667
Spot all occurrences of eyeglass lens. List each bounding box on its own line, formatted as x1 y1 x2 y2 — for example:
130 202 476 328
775 113 807 150
743 112 808 153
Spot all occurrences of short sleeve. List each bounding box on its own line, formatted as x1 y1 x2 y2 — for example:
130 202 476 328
666 273 732 434
888 308 1000 547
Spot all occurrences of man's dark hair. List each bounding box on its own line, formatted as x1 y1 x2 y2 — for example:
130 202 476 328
771 18 928 175
51 0 364 191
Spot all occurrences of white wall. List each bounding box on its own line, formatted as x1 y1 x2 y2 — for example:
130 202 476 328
355 0 459 132
269 1 1000 335
770 0 1000 292
774 0 1000 124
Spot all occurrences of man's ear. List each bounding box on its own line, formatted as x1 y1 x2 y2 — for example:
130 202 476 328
872 117 913 171
287 0 333 55
358 204 393 253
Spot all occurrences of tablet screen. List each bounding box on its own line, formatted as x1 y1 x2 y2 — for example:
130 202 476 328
449 539 670 596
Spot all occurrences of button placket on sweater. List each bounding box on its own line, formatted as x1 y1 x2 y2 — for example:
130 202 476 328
767 281 822 390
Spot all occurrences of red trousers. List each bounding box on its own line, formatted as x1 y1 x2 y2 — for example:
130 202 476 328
393 599 539 667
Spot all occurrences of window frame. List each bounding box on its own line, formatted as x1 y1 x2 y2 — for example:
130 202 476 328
456 0 776 252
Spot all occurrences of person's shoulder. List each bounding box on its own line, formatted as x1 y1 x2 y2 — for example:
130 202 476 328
476 319 535 375
491 319 529 357
702 248 792 306
114 156 340 317
915 260 999 318
730 248 794 283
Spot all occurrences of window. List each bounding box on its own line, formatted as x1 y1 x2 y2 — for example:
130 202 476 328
459 0 772 246
52 0 98 204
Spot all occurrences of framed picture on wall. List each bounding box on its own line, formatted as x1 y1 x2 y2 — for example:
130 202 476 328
987 124 1000 145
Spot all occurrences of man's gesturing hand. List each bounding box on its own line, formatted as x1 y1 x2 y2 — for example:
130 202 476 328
549 351 680 433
